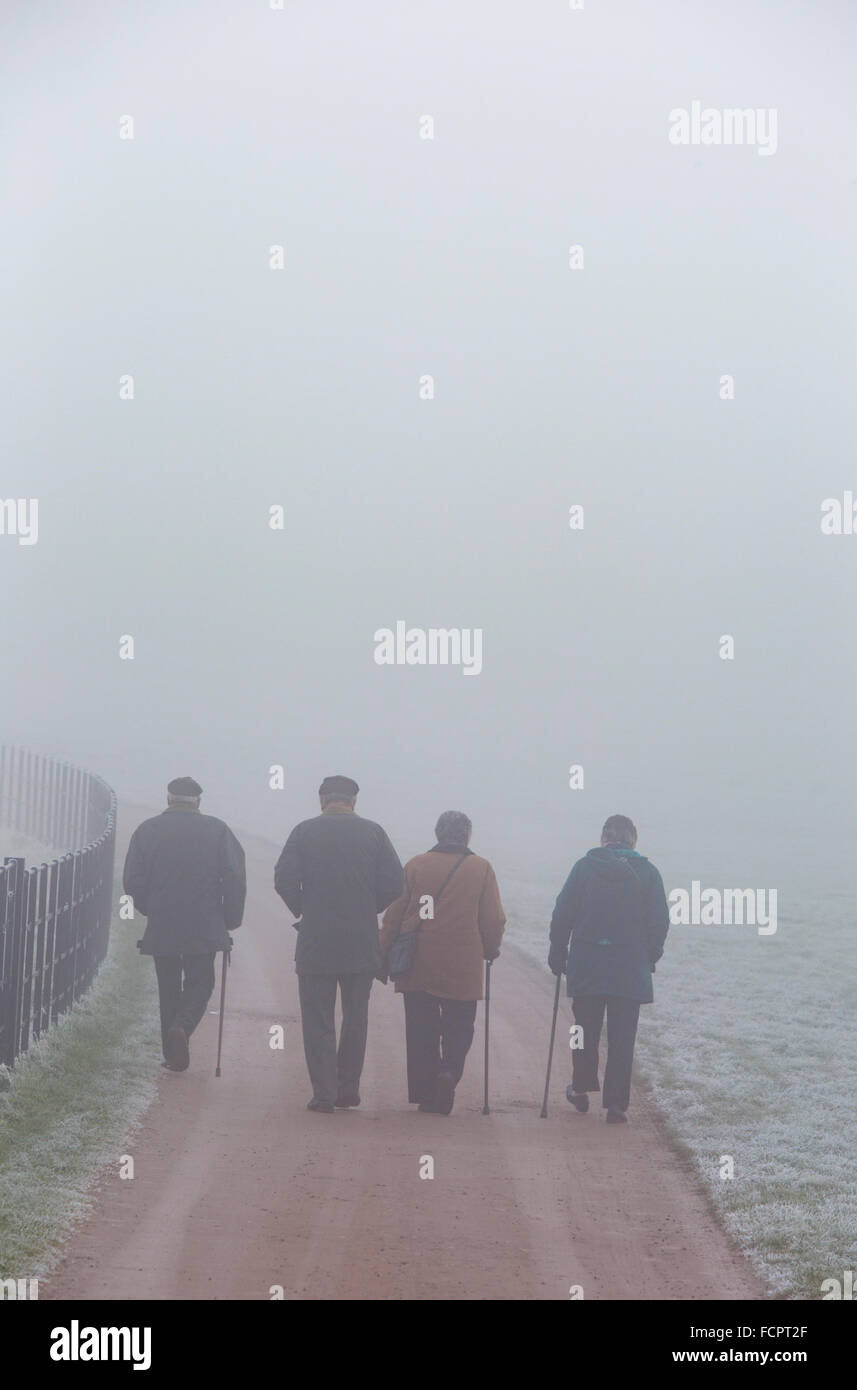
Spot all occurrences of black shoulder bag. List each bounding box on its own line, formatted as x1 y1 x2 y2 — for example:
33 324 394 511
387 854 469 981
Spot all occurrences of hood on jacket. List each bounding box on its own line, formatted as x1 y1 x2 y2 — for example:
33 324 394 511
584 846 649 881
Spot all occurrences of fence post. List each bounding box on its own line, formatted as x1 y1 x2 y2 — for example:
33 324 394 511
42 858 59 1034
0 862 15 1067
18 864 38 1058
4 858 27 1066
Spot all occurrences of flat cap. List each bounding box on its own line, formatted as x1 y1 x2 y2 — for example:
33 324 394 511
319 774 359 797
168 776 203 798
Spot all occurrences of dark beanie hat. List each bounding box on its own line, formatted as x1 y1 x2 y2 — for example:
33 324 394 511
319 774 359 797
168 776 203 798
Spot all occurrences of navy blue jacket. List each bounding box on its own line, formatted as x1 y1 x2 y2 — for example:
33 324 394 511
124 806 246 956
274 807 404 975
548 845 669 1002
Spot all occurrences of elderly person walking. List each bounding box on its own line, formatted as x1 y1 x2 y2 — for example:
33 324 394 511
123 776 246 1073
274 775 404 1113
380 811 505 1115
548 814 670 1124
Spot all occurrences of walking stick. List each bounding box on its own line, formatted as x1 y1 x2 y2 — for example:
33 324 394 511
214 943 231 1078
482 959 492 1115
539 972 563 1118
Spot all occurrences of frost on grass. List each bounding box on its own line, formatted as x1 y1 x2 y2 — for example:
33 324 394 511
505 871 857 1301
0 896 160 1279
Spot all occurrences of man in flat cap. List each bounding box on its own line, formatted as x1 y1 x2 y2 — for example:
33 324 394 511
123 777 246 1071
275 776 404 1111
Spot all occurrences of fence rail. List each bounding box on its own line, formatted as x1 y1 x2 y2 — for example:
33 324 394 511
0 747 116 1068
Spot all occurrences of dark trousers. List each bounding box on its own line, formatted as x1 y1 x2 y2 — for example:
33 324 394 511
153 954 216 1059
403 990 478 1104
571 994 641 1112
297 971 374 1105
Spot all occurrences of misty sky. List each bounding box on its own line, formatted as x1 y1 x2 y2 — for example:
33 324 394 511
2 0 856 893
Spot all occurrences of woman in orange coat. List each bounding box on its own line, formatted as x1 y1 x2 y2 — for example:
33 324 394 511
380 811 506 1115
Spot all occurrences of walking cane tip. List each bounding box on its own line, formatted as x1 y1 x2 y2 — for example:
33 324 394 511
215 1067 221 1077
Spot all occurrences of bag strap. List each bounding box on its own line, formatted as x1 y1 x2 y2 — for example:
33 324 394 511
433 852 469 905
391 853 469 944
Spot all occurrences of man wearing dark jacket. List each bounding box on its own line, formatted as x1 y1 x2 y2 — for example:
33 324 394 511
274 775 404 1113
548 814 669 1123
123 776 246 1072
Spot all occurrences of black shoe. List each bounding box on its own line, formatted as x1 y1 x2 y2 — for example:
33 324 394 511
605 1107 628 1124
418 1101 440 1113
166 1025 189 1071
566 1086 589 1112
335 1093 360 1108
433 1071 456 1116
307 1098 335 1113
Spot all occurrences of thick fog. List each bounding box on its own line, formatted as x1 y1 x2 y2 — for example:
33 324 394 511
3 0 856 894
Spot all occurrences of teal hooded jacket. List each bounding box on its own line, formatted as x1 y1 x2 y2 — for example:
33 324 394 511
548 845 670 1002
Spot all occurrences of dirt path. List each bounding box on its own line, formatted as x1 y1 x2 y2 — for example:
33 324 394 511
43 808 763 1301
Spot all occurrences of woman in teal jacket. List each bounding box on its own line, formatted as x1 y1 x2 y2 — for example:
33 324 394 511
548 814 669 1122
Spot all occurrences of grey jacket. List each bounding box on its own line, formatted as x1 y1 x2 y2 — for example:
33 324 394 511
274 807 404 975
124 806 246 956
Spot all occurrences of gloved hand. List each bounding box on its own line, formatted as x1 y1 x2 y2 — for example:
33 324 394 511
548 945 567 977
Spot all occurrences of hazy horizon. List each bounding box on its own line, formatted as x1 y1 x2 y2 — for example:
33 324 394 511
3 0 856 896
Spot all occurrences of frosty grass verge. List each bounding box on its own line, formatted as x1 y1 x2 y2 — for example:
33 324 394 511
0 838 159 1280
